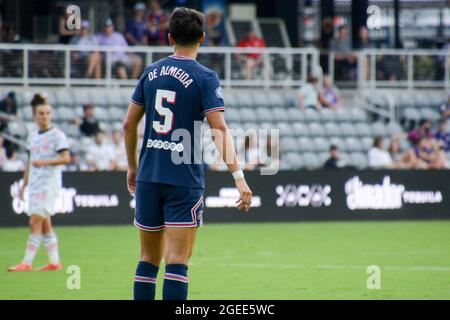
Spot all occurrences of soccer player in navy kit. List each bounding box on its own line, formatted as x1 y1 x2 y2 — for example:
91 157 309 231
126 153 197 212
123 7 253 300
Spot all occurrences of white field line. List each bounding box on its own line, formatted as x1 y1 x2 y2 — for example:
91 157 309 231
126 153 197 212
193 262 450 273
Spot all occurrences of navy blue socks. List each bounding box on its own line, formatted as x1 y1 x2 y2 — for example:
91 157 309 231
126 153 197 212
162 264 189 300
133 261 159 300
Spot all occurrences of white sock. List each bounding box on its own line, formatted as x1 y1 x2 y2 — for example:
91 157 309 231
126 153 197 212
23 234 42 265
43 233 60 265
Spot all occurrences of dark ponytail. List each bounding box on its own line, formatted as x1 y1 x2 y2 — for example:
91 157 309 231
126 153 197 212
30 93 48 113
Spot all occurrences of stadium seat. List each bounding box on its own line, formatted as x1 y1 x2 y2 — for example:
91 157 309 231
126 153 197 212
350 108 368 122
308 122 325 137
334 109 352 122
371 122 388 137
224 108 240 122
73 91 92 106
277 122 294 136
284 152 303 170
344 137 364 152
350 152 368 169
318 151 329 165
323 122 341 137
361 136 374 151
57 106 76 121
7 122 27 138
109 107 126 121
59 122 80 138
94 107 109 121
297 137 314 152
266 92 284 108
354 122 372 137
286 108 304 122
21 106 34 121
55 90 74 107
302 152 321 170
303 108 320 122
312 137 330 152
272 107 289 122
224 91 237 108
281 137 299 152
259 122 275 131
235 91 253 108
239 108 256 122
329 137 346 151
251 91 270 108
339 122 356 137
254 107 273 123
292 122 308 137
243 122 258 132
420 108 441 122
386 122 404 136
283 92 298 108
318 108 335 122
403 108 421 122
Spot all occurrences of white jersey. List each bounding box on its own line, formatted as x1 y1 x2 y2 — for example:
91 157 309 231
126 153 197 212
27 127 69 195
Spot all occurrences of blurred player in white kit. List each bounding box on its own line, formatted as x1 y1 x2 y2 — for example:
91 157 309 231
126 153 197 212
8 94 71 272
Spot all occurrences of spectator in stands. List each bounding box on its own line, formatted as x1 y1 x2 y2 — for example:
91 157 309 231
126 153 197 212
388 137 410 168
1 150 24 172
435 120 450 152
236 30 266 80
408 119 434 145
355 26 376 49
0 91 17 132
125 2 148 46
111 130 127 171
368 136 393 169
70 21 102 79
58 8 79 44
329 25 356 81
146 0 169 45
403 137 446 169
0 135 7 168
324 145 344 169
355 26 376 81
97 19 143 79
298 75 320 110
319 74 341 110
79 103 101 137
440 94 450 120
85 131 115 171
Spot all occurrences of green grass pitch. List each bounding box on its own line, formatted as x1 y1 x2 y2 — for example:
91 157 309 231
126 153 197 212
1 221 450 299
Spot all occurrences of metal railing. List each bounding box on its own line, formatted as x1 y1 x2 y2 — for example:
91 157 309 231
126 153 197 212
321 49 449 90
0 44 448 90
0 44 318 88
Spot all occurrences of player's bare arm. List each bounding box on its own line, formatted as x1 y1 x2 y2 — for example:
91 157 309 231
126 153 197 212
31 150 70 167
206 111 253 212
123 102 145 194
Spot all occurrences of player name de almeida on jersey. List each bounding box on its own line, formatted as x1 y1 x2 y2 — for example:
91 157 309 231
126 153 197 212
131 54 226 189
147 65 193 89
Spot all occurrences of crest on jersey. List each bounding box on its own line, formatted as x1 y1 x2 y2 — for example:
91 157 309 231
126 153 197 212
215 87 223 99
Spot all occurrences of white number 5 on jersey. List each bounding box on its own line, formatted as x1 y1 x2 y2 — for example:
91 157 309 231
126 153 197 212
153 89 176 134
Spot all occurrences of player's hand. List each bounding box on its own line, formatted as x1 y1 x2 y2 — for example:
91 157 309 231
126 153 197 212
32 160 47 167
18 185 26 201
235 178 252 212
127 168 137 196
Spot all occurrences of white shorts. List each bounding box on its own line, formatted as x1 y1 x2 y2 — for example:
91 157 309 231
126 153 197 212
27 190 59 218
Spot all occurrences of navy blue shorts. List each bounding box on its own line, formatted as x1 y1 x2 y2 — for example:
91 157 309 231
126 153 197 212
134 181 204 232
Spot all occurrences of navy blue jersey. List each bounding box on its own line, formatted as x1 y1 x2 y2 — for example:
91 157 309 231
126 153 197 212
131 54 225 189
